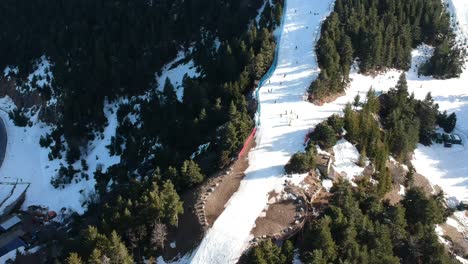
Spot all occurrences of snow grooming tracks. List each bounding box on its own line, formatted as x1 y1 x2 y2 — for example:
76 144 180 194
187 1 336 263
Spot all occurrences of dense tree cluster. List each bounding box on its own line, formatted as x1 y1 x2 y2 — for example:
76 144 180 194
247 240 294 264
309 0 462 101
301 180 455 264
284 149 316 175
248 180 456 264
16 0 286 262
66 226 133 264
298 74 455 195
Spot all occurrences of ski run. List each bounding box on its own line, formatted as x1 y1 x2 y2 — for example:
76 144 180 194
170 0 468 263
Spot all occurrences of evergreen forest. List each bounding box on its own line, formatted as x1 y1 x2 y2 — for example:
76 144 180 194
309 0 463 101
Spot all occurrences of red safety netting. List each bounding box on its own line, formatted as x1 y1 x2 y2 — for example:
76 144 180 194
238 128 257 159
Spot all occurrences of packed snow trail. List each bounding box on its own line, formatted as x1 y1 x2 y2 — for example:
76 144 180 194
189 0 335 262
185 0 468 263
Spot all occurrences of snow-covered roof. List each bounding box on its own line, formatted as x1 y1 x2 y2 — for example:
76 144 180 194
0 215 21 231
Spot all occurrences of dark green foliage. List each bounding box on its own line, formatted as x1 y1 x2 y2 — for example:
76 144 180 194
379 74 438 161
437 111 457 133
68 226 133 264
402 187 446 227
284 149 315 174
8 108 28 127
39 134 53 148
326 114 344 137
416 93 438 145
247 239 294 264
309 0 461 100
179 160 205 188
312 123 337 149
341 77 445 194
296 180 457 264
420 37 463 79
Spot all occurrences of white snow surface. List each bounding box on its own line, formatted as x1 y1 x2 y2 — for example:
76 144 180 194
410 0 468 205
156 50 199 102
398 184 406 196
332 139 363 182
322 179 333 192
0 97 120 214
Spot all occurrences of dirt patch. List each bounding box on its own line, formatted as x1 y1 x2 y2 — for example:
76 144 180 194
413 171 442 194
162 187 203 260
309 91 346 106
251 200 298 238
202 136 256 227
384 183 403 205
441 222 468 257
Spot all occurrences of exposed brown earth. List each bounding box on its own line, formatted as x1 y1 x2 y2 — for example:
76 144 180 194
441 222 468 258
162 138 256 260
309 91 345 106
162 187 203 260
203 138 255 226
251 200 297 238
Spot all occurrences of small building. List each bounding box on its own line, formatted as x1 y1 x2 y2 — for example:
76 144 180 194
0 215 21 232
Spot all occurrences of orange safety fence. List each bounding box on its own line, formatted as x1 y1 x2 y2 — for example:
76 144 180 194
238 128 257 159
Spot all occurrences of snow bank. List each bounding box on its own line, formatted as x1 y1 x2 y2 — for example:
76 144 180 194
0 97 120 214
156 50 199 102
332 139 363 182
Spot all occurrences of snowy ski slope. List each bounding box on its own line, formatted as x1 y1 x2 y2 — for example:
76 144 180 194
189 1 335 262
184 0 468 263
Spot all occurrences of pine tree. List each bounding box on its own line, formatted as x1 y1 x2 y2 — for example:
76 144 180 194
66 253 83 264
179 160 204 188
160 180 184 226
306 250 327 264
313 123 337 149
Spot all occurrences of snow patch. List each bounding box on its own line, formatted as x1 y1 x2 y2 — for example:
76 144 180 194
156 51 200 102
3 66 18 78
398 185 406 196
322 179 333 191
27 56 53 89
190 142 210 159
0 97 120 214
332 139 364 182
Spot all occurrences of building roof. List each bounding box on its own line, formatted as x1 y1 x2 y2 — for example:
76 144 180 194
0 216 21 231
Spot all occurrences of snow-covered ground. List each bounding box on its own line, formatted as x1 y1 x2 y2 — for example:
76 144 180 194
156 50 199 102
0 96 120 214
410 0 468 205
332 139 364 183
